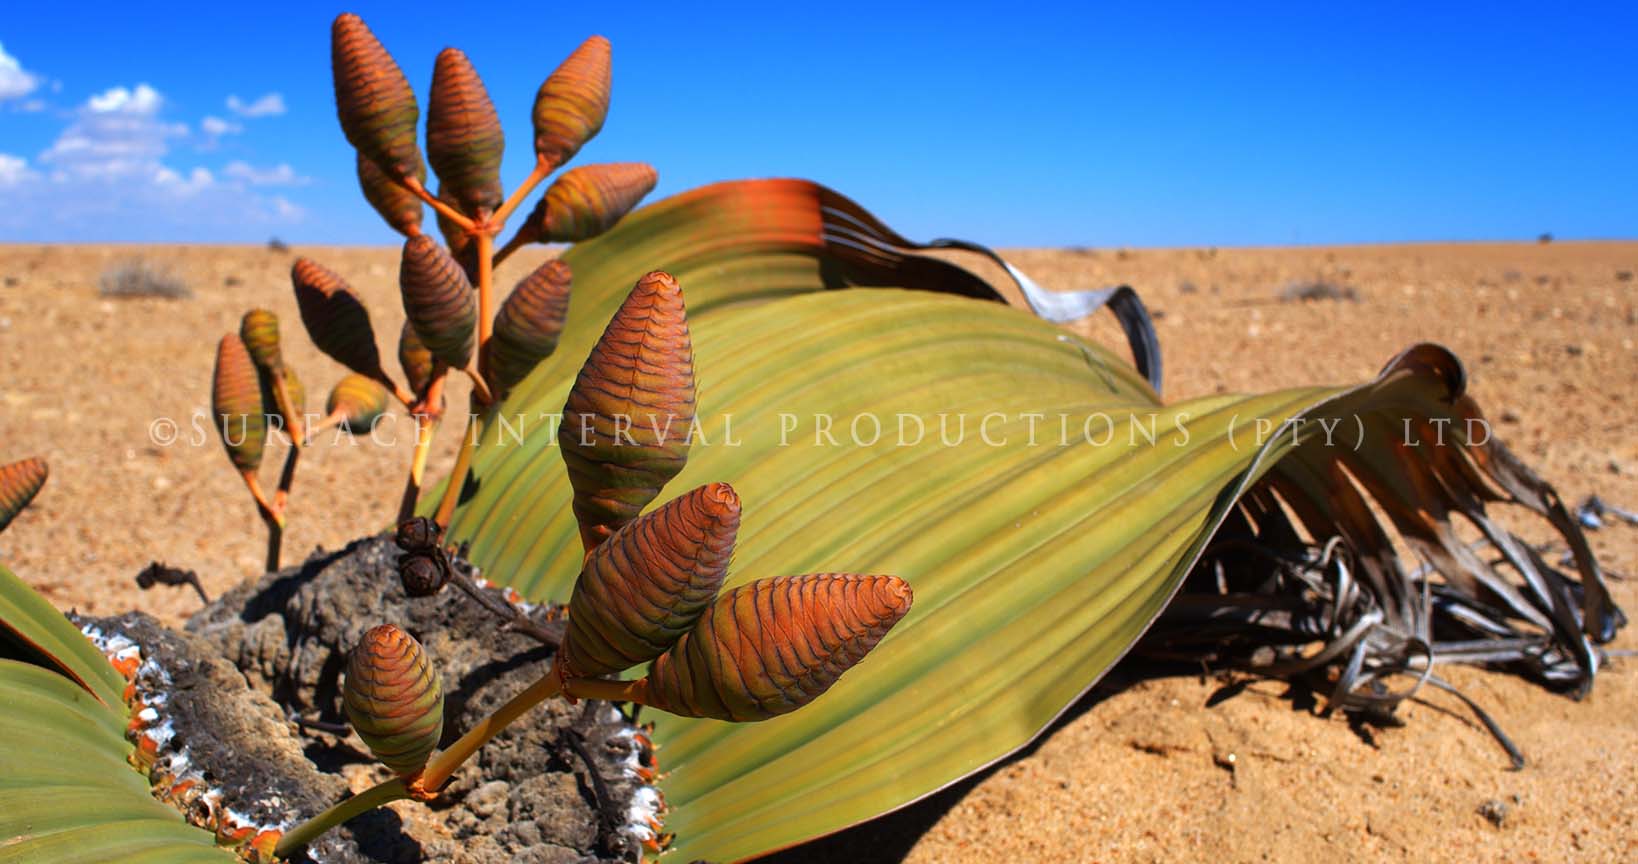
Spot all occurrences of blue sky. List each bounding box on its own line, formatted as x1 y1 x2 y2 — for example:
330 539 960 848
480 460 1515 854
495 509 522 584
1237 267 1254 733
1 2 1633 246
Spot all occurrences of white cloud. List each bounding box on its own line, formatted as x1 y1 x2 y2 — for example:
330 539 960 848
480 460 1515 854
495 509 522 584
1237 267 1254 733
3 83 306 240
201 115 242 137
223 161 307 186
0 43 39 101
87 83 163 115
0 153 38 187
40 84 187 182
14 98 47 113
226 92 286 118
153 165 215 195
270 196 305 221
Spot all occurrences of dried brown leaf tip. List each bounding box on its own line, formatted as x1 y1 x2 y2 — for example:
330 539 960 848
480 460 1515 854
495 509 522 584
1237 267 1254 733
343 624 445 777
331 13 422 181
239 308 283 373
397 320 436 397
561 482 741 678
0 457 48 534
357 150 424 237
399 235 477 370
560 270 696 550
527 162 657 244
490 258 572 394
427 47 504 217
533 35 611 171
291 257 386 381
212 333 267 473
325 373 392 433
641 574 913 721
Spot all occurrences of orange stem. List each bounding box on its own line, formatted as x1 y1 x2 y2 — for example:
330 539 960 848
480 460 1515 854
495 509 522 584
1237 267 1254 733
397 409 441 523
402 176 474 231
272 374 305 448
562 676 649 704
413 666 562 794
476 231 495 387
432 408 482 528
490 156 551 227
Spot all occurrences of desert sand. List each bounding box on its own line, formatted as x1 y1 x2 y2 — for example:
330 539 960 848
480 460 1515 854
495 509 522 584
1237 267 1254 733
0 240 1633 862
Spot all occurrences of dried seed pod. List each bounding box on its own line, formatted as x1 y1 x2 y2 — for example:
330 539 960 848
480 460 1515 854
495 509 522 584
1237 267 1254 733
291 258 387 381
561 482 741 678
398 554 449 598
331 13 422 181
399 235 476 370
532 35 611 171
212 333 267 472
325 373 392 433
0 457 48 534
491 259 572 394
395 516 442 552
238 309 283 374
559 271 695 550
426 48 504 217
397 320 436 397
523 162 657 244
343 624 444 777
357 150 424 237
641 574 913 721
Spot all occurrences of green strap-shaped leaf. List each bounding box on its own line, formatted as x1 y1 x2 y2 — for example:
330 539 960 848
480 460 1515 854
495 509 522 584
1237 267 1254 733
437 179 1600 861
0 566 124 708
0 660 235 862
449 289 1339 860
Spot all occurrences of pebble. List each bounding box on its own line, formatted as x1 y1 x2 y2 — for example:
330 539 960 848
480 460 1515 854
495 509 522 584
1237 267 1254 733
467 779 511 819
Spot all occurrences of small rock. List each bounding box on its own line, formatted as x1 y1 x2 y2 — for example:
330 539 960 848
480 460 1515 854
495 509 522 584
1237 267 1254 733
468 780 511 819
1566 343 1583 357
224 275 244 287
1478 798 1510 827
1617 270 1633 282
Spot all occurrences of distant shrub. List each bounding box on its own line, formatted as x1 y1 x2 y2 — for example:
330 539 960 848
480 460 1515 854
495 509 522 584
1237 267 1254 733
98 260 192 300
1278 279 1358 303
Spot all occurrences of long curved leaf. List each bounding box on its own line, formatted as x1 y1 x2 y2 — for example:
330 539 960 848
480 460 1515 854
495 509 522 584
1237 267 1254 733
0 660 234 862
0 565 124 708
444 181 1611 861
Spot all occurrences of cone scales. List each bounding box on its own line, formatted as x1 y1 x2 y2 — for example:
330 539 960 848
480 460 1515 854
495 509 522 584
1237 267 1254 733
642 574 913 721
0 457 48 534
561 482 740 678
559 271 695 550
343 624 444 777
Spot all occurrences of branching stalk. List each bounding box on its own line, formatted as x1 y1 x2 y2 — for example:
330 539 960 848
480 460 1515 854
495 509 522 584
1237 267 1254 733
490 156 550 227
448 567 563 645
401 175 474 230
413 668 563 794
476 231 496 385
272 375 305 447
563 675 648 704
433 409 484 527
492 230 530 269
273 776 410 859
397 369 448 522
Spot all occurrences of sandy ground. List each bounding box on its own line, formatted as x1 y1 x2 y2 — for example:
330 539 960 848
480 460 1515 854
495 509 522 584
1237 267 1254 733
0 241 1633 862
